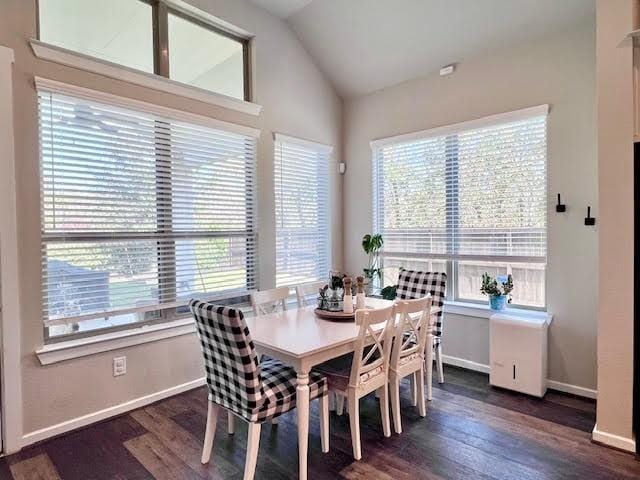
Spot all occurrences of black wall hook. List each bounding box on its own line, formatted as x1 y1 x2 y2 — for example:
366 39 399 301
555 193 566 212
584 206 596 226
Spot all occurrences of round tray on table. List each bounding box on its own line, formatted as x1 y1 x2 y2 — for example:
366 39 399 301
314 308 355 322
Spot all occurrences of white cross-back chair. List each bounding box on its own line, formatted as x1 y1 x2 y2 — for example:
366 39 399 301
295 280 326 308
389 295 433 433
250 286 290 316
313 304 395 460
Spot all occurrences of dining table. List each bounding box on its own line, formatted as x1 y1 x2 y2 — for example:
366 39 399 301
244 297 398 480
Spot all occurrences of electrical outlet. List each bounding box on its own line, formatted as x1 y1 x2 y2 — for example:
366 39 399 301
113 356 127 377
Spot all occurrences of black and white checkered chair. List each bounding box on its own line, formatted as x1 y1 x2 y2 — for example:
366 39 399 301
190 300 329 480
396 269 447 393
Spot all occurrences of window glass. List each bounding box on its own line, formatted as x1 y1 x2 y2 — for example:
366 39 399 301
274 138 331 287
168 13 246 100
38 0 154 73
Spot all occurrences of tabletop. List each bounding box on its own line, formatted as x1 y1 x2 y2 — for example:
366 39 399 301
244 297 393 360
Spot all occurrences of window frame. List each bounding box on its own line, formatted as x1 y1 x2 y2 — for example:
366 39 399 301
38 78 260 343
372 106 548 311
36 0 251 101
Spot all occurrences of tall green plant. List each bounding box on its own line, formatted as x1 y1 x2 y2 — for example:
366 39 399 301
362 233 384 281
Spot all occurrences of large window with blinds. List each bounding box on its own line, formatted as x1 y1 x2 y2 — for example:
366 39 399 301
38 78 258 339
372 106 548 308
274 134 332 287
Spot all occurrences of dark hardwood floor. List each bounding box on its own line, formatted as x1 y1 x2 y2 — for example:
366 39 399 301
2 365 639 479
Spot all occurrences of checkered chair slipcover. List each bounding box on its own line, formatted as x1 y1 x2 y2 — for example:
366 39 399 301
396 269 447 345
190 299 327 424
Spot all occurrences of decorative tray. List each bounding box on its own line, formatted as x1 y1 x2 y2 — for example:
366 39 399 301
314 308 356 322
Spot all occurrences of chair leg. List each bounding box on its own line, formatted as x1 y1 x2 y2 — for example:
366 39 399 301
201 402 219 464
319 394 330 453
436 342 444 384
227 411 235 435
409 373 417 407
389 376 402 434
416 365 426 417
348 393 362 460
336 393 345 416
244 423 262 480
377 385 391 438
328 391 336 411
426 334 434 401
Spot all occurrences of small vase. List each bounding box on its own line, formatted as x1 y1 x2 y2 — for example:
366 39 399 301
489 295 507 311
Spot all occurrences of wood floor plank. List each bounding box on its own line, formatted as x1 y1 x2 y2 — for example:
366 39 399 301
124 433 207 480
9 453 60 480
131 405 240 479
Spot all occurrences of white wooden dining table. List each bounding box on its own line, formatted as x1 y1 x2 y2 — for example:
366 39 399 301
243 297 394 480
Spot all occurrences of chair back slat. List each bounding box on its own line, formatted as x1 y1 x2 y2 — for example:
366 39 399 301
396 270 446 338
391 296 432 371
251 287 290 316
349 304 395 388
189 300 264 420
295 281 326 308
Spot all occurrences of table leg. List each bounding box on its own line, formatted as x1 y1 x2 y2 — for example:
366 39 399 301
297 371 310 480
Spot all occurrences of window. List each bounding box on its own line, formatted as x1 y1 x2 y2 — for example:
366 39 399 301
38 79 258 340
274 134 332 287
372 106 548 308
38 0 249 101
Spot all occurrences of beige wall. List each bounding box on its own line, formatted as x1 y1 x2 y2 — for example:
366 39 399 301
594 0 637 446
343 22 598 390
0 0 342 437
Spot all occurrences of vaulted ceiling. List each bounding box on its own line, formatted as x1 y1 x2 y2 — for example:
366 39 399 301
250 0 595 98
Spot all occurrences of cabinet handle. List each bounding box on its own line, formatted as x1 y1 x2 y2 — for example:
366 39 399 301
513 364 516 380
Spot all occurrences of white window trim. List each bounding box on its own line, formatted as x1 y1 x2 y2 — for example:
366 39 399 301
36 303 256 365
444 300 549 319
370 104 549 149
30 40 263 117
0 44 23 454
273 132 334 154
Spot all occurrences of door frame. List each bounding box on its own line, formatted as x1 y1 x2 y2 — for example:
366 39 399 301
0 45 24 454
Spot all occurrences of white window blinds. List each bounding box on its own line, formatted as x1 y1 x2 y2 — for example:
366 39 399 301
372 106 547 264
38 79 259 327
274 134 332 287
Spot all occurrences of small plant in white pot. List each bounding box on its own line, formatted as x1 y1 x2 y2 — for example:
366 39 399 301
480 273 514 310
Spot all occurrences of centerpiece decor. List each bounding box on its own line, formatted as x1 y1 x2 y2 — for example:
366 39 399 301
362 233 383 294
480 273 514 311
315 272 358 321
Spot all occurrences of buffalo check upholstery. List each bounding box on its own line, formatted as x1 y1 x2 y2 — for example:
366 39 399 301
190 299 328 423
397 269 447 345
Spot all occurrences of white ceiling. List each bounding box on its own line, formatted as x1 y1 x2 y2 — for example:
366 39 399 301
249 0 313 19
252 0 596 98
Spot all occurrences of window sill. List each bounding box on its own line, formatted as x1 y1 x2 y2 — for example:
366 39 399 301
29 39 263 117
36 318 197 365
444 301 550 320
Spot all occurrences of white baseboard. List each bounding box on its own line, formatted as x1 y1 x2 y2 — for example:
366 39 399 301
592 424 636 452
442 354 490 374
441 354 597 399
546 379 597 399
21 377 206 448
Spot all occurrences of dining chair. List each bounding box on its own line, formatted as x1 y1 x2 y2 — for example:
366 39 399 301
389 295 433 434
189 300 330 480
250 286 291 316
295 280 326 308
313 304 395 460
396 269 447 399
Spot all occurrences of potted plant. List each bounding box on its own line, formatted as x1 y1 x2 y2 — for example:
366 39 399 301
362 233 383 294
480 273 514 311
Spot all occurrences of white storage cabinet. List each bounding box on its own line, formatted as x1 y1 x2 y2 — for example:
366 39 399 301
489 311 553 397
